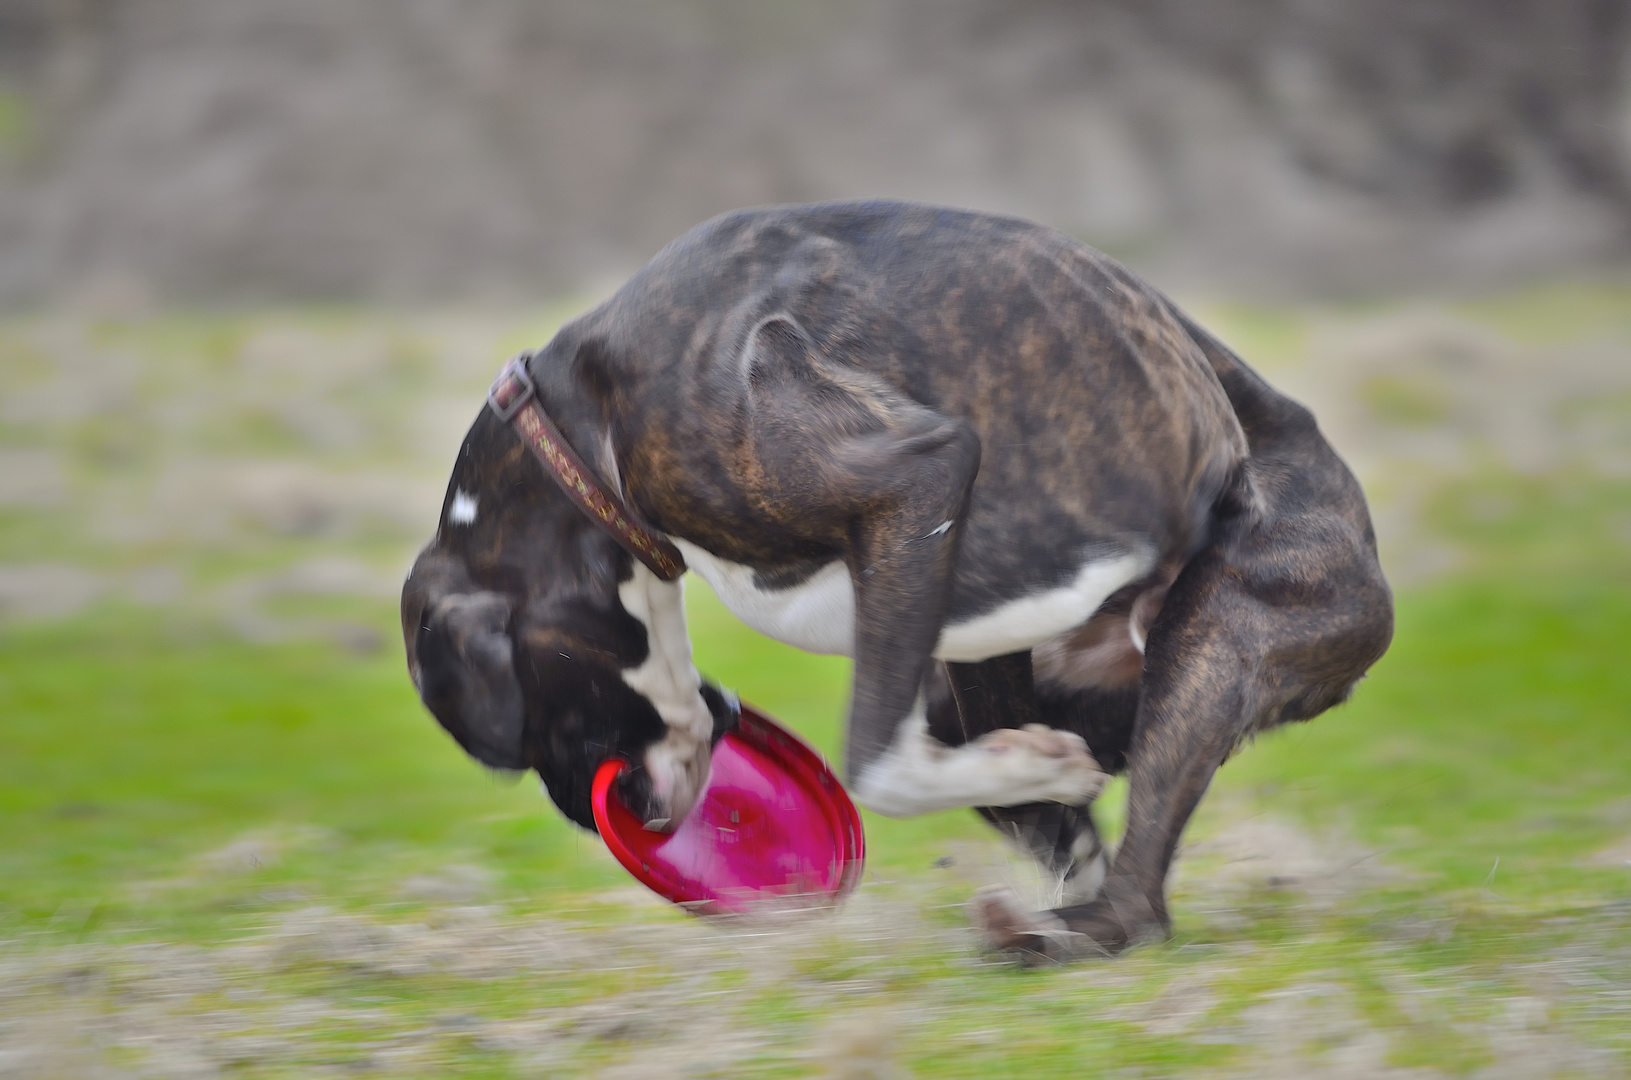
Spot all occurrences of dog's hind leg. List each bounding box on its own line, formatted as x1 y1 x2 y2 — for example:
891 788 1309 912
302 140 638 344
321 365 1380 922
975 537 1387 958
974 397 1394 961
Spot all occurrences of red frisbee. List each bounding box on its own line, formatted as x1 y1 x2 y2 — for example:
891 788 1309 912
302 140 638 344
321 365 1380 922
591 704 865 914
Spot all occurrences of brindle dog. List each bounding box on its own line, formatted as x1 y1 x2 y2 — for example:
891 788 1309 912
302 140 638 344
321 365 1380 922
401 201 1393 960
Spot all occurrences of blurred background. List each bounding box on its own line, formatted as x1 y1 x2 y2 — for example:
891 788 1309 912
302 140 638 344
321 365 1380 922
3 0 1631 306
2 3 1629 1078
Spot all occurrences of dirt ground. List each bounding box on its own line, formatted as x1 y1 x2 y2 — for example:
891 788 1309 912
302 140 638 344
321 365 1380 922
4 812 1627 1078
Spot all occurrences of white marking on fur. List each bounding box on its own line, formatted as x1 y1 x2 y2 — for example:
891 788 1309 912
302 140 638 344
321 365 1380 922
853 711 1106 818
1127 615 1147 655
448 489 478 525
1061 830 1108 906
600 431 623 498
935 550 1152 662
672 539 856 655
674 540 1152 666
618 564 714 828
926 519 953 537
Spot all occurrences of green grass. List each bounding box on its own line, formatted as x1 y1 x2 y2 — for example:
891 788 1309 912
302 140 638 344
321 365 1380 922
1227 578 1631 889
0 586 994 939
3 287 1630 1075
3 563 1629 1075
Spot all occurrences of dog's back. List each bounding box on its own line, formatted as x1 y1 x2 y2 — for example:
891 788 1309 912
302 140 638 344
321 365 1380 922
584 200 1250 624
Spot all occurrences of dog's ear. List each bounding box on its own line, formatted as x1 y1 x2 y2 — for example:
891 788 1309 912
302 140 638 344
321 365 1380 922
411 588 527 769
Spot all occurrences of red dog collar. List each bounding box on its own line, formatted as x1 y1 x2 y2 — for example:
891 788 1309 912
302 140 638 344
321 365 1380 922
488 355 688 581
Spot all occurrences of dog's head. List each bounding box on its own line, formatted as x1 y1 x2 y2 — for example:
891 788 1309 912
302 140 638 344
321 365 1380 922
401 404 732 832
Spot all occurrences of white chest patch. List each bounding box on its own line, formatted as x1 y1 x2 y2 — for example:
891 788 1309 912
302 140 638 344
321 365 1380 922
672 538 1153 665
617 566 714 827
448 489 478 525
934 550 1153 662
616 568 710 739
672 539 856 655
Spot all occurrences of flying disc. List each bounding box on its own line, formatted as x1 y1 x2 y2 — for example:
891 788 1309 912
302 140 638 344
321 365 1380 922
591 704 865 914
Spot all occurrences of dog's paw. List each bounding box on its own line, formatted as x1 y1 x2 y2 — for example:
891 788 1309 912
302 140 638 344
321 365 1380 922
972 724 1107 805
969 885 1076 965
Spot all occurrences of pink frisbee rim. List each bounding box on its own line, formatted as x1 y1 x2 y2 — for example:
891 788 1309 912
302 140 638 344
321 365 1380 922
590 704 865 914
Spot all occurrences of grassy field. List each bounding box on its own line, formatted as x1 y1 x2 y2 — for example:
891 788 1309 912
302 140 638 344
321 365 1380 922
2 287 1629 1077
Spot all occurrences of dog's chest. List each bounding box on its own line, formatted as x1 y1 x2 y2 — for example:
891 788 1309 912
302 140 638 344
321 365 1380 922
673 540 855 655
671 538 1151 664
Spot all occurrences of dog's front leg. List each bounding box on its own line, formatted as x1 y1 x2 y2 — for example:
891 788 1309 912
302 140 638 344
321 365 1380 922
832 414 985 805
721 314 1102 819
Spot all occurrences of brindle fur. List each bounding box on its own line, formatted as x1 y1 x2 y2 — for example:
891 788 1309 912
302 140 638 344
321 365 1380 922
401 200 1392 957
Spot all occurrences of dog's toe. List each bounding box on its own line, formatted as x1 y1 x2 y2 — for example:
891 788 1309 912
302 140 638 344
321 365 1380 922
1058 752 1109 803
1020 723 1083 758
970 885 1073 965
969 725 1107 805
969 884 1036 949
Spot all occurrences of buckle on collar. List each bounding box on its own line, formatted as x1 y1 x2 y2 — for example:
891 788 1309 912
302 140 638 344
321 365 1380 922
488 353 536 421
